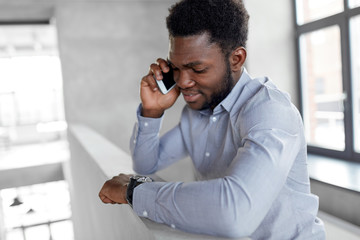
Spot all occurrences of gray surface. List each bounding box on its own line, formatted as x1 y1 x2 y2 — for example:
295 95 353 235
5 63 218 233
69 124 248 239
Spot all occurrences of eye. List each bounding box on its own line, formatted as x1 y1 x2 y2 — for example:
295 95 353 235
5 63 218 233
192 68 207 74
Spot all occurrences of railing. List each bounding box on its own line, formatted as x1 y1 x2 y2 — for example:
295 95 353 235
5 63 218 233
68 124 248 240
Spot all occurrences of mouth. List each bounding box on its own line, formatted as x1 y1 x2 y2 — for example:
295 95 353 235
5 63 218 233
181 90 202 103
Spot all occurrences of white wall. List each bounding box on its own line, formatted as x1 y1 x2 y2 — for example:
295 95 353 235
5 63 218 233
244 0 299 108
0 0 299 153
55 0 299 155
56 0 182 154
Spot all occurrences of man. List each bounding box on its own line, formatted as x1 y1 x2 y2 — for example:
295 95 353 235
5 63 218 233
99 0 326 239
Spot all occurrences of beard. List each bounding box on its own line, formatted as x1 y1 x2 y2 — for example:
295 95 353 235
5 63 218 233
201 60 235 110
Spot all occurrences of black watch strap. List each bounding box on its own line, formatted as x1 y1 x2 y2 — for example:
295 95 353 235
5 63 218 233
126 175 153 206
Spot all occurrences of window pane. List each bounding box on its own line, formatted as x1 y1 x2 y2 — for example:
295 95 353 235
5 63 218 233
0 181 73 240
350 16 360 152
300 26 345 150
24 225 50 240
349 0 360 8
296 0 344 25
6 229 24 240
50 221 74 240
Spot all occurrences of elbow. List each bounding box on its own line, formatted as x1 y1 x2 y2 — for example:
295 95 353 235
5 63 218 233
215 217 253 238
213 205 259 238
131 152 157 175
132 157 158 175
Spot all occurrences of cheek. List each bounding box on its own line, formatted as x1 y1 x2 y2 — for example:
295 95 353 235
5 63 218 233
195 72 225 93
173 71 180 82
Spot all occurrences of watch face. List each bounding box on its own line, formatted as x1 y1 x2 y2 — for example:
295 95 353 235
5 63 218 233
132 175 153 183
137 176 153 183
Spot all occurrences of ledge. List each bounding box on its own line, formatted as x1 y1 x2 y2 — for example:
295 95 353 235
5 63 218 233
69 124 248 240
307 154 360 193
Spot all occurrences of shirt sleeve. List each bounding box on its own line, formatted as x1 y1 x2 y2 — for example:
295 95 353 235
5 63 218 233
132 91 304 238
130 104 188 174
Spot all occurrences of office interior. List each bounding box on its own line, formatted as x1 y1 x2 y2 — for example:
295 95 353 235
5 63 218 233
0 0 359 239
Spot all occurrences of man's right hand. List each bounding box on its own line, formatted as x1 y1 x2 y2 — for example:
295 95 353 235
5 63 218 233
140 58 180 118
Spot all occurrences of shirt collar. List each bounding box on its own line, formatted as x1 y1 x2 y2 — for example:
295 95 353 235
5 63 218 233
213 68 252 114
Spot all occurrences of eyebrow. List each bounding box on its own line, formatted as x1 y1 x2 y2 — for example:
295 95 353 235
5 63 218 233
167 59 203 69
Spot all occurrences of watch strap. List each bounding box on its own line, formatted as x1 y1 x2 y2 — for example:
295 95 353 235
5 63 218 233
126 175 153 206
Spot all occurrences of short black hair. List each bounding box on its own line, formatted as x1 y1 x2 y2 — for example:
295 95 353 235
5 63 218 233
166 0 249 56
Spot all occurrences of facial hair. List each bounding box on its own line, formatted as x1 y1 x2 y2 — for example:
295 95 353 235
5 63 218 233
201 60 235 110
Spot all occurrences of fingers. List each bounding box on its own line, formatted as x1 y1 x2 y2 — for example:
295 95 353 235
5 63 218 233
150 63 162 81
152 58 170 80
99 183 112 204
139 58 179 117
142 58 170 92
98 175 129 205
156 58 170 74
142 69 159 92
99 192 115 204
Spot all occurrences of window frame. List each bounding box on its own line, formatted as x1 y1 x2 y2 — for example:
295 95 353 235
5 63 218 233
293 0 360 162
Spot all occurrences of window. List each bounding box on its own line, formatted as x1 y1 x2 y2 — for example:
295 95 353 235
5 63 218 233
0 23 72 240
296 0 344 24
295 1 360 161
0 24 67 148
0 181 73 240
349 0 360 8
350 15 360 152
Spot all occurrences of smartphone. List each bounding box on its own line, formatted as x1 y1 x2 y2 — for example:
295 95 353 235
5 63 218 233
154 66 176 94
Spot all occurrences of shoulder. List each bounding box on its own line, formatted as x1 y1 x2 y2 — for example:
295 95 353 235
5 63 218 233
237 78 303 135
243 79 293 113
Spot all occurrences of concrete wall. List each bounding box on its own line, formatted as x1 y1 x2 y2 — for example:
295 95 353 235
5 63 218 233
244 0 299 108
56 0 184 154
55 0 299 154
0 0 182 154
0 0 298 153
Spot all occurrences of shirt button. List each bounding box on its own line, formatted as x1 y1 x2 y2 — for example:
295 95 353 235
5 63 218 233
212 117 217 122
144 122 149 127
205 152 210 157
142 211 148 217
171 224 176 229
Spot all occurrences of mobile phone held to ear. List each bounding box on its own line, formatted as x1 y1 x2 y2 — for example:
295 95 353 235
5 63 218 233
154 66 176 94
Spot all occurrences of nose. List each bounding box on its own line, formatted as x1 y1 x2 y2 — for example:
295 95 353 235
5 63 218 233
175 70 195 89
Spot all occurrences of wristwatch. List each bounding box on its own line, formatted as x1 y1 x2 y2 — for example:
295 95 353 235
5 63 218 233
126 175 153 206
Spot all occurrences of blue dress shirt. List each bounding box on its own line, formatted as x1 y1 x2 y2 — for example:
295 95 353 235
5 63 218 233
130 69 326 239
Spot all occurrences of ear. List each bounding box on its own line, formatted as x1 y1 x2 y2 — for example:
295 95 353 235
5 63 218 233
229 47 247 72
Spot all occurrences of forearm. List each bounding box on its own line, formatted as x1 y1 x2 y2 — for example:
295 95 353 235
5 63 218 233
130 105 187 174
132 178 257 238
130 109 163 174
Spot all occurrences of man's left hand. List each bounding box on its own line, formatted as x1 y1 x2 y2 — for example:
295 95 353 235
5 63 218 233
98 173 132 204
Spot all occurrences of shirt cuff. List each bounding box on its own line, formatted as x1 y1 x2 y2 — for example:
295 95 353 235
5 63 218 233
132 182 167 222
136 104 163 134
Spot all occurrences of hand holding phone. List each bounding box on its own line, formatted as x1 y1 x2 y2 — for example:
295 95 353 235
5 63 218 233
140 59 180 118
154 66 176 94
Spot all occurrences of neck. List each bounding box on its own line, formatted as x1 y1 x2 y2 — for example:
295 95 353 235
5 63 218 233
232 67 244 85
